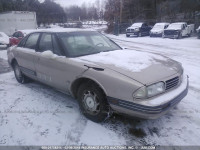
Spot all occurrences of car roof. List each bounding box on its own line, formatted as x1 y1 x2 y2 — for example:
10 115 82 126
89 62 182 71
37 28 95 33
170 22 187 25
0 32 8 36
154 23 170 25
17 28 95 35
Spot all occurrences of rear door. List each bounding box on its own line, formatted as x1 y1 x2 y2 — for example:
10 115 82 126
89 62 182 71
14 33 40 79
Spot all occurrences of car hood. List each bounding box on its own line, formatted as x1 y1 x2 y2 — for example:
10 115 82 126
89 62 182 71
76 50 182 85
127 26 140 30
165 28 181 31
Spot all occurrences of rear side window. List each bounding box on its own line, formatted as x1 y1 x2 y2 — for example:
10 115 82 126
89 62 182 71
38 33 53 52
24 33 40 50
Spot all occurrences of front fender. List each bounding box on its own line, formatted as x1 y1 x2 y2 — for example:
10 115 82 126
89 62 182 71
80 68 143 103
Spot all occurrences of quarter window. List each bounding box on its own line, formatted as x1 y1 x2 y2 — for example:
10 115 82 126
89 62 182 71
24 33 40 49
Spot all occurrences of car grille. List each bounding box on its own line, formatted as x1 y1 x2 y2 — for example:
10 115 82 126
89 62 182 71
127 29 134 32
164 30 178 35
165 76 179 90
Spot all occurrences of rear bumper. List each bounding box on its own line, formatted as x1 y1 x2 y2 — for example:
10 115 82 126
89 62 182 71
108 75 189 119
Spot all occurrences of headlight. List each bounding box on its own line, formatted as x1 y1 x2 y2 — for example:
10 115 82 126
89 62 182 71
133 82 165 99
135 28 139 32
134 86 147 99
147 82 165 97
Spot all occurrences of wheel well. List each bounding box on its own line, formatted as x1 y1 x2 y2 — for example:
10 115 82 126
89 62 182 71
71 78 106 99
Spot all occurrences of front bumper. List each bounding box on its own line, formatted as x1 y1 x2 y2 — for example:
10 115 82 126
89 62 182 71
126 32 139 36
150 33 162 37
163 34 179 39
108 75 189 119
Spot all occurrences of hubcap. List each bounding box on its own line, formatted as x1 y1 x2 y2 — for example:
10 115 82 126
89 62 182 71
83 91 100 115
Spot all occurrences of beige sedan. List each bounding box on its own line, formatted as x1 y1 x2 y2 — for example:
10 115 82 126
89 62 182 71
7 28 189 122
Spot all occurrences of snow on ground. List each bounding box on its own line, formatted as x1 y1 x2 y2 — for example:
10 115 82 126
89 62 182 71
0 33 200 146
0 50 7 60
0 72 126 145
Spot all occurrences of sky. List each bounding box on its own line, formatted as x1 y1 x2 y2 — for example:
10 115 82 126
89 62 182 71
54 0 95 7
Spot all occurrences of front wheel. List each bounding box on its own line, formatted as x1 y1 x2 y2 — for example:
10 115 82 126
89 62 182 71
126 34 130 37
77 83 109 122
178 33 182 39
13 62 30 84
138 32 142 37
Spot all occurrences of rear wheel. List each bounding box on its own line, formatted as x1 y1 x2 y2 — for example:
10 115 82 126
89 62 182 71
126 34 130 37
77 83 109 122
13 62 30 84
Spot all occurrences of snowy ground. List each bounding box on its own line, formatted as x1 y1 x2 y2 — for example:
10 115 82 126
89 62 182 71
0 33 200 147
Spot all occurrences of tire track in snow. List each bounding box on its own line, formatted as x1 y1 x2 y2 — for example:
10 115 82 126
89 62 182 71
64 115 88 145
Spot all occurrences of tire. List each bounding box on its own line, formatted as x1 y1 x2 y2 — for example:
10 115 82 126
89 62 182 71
138 32 142 37
77 82 109 122
178 33 182 39
188 31 192 37
126 34 130 37
13 62 30 84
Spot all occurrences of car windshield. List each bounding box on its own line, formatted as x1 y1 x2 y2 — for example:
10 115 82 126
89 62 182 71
131 23 143 28
58 31 121 57
153 24 165 29
167 24 182 30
